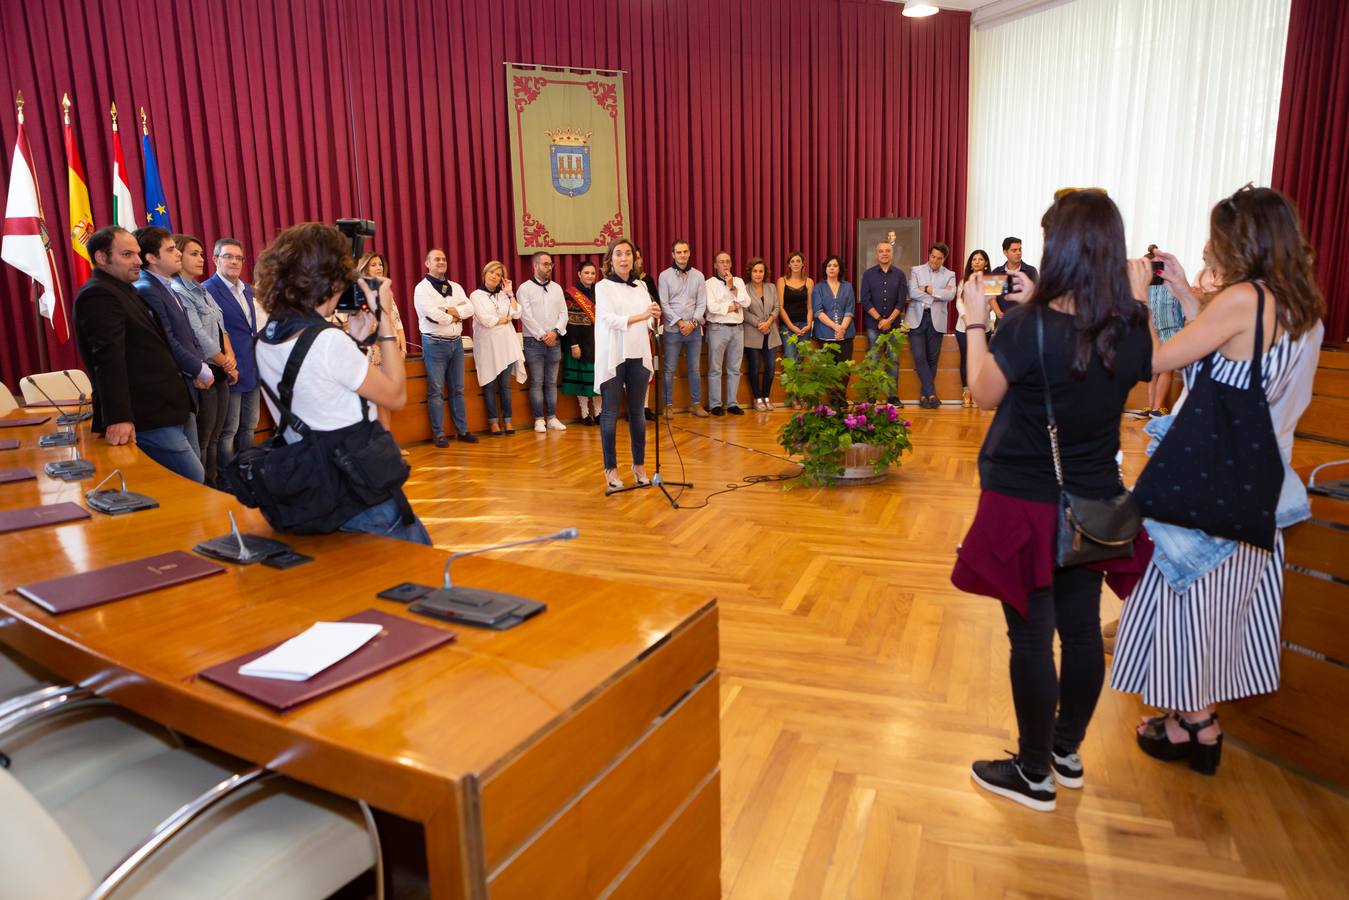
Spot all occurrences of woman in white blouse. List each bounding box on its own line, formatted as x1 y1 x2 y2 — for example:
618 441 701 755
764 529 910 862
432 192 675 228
595 238 662 490
469 260 525 436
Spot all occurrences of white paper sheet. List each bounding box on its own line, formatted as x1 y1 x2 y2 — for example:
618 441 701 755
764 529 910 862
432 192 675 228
238 622 383 681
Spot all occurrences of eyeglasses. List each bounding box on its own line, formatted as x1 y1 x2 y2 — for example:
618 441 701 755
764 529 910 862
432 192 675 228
216 253 244 262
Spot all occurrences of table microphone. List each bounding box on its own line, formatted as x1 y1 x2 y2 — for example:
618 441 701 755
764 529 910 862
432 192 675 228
26 378 81 446
24 375 90 427
60 371 93 423
407 528 578 629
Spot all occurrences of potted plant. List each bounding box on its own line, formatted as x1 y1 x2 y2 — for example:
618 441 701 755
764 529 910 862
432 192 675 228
778 330 914 485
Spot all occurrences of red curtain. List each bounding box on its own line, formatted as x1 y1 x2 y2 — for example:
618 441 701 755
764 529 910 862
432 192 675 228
0 0 969 387
1271 0 1349 340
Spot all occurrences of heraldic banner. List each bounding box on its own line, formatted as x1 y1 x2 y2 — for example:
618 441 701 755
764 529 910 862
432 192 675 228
506 65 631 255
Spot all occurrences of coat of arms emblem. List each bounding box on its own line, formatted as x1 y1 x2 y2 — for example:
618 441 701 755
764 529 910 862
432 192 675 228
547 127 592 198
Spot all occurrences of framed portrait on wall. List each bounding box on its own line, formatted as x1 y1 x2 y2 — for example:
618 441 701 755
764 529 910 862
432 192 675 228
855 217 923 284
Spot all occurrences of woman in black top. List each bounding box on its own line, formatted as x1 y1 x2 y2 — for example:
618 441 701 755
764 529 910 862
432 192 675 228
955 190 1151 812
562 261 601 424
775 251 813 409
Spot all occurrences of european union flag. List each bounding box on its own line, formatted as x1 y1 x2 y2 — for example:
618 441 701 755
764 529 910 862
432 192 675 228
141 129 172 229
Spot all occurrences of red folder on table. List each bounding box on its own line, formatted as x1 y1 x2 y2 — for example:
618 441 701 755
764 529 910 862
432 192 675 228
0 467 36 484
14 550 225 614
198 608 455 711
0 416 50 428
0 502 90 534
0 439 18 450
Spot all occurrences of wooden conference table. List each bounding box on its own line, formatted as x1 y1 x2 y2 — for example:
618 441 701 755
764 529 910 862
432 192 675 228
0 411 721 899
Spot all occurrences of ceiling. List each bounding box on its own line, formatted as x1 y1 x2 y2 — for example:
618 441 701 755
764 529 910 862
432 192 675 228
891 0 1071 28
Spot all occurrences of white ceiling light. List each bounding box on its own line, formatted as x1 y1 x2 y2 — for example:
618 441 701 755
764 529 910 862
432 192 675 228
903 1 940 16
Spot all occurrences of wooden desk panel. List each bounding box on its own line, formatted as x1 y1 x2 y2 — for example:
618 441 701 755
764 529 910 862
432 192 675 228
0 411 719 897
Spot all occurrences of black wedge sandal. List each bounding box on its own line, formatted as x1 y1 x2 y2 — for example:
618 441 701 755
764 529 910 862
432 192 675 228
1137 712 1223 775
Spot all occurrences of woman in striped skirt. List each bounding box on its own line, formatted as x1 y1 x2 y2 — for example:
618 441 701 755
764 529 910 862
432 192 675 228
1112 187 1324 775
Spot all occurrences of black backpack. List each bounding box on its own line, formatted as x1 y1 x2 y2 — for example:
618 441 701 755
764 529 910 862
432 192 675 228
218 322 413 535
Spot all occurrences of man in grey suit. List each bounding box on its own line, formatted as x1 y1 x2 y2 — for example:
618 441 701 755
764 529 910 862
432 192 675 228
134 226 213 458
905 242 956 408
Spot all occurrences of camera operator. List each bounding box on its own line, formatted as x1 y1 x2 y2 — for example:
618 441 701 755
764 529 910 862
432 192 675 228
251 222 430 544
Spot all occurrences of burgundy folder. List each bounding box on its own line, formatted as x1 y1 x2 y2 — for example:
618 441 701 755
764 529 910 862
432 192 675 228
0 502 90 534
0 467 36 484
198 609 455 711
0 439 18 450
13 551 226 614
0 416 50 429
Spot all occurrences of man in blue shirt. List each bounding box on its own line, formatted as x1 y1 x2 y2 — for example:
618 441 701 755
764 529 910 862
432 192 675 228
657 239 709 418
133 226 213 467
860 240 906 405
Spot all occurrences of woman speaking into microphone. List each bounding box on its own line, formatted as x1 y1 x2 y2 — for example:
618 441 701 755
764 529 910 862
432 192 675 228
595 238 661 491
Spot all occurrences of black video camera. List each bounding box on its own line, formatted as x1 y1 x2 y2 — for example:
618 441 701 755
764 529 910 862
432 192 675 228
336 218 377 312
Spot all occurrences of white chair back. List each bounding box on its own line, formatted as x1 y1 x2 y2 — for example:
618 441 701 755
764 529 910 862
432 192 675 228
18 370 92 406
0 768 95 900
0 382 17 416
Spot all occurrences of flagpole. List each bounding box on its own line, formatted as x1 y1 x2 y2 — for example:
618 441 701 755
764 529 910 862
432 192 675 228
20 92 50 372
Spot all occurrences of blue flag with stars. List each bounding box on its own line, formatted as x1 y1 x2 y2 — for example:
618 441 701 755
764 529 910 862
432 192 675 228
141 130 172 228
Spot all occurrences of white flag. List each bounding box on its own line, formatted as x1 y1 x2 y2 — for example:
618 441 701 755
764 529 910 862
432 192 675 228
2 115 70 342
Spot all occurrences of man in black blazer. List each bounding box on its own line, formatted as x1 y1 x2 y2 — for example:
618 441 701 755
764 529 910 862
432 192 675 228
73 227 203 482
991 236 1040 317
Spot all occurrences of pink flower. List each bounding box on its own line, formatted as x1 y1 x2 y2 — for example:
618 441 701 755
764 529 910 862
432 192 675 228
867 423 875 432
887 407 899 422
903 420 912 427
795 414 804 425
856 402 871 412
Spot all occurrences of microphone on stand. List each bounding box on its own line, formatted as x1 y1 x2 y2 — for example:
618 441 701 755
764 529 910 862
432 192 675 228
25 375 90 427
26 377 83 447
60 371 93 424
407 528 578 629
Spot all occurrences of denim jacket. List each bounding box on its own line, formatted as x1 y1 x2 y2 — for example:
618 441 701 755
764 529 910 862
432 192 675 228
1141 413 1311 592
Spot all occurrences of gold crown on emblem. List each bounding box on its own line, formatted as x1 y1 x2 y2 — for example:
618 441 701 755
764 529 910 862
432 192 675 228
545 127 592 146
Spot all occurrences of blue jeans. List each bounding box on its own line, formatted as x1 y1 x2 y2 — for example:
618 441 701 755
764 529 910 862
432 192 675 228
661 327 702 407
780 329 804 360
340 496 432 545
218 387 260 466
137 424 206 483
482 367 514 423
523 336 562 418
908 310 942 397
865 323 901 400
423 337 468 437
600 359 649 469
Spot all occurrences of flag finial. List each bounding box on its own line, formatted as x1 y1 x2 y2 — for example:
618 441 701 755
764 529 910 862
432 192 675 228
109 101 119 131
139 106 148 136
62 92 71 126
15 91 23 124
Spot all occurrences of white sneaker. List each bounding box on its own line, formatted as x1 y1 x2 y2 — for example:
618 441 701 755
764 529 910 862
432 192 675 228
534 418 547 433
546 416 567 431
763 399 775 410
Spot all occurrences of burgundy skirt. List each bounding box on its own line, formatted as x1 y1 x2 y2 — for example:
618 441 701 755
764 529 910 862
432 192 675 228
952 489 1154 617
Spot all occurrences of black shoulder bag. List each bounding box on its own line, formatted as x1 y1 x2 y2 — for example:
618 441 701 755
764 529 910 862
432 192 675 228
218 322 413 535
1037 310 1141 566
1133 282 1283 550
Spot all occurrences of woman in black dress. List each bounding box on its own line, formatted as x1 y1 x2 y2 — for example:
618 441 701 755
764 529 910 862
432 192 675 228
562 261 601 424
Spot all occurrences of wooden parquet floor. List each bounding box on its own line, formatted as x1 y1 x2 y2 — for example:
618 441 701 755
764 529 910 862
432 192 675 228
401 407 1349 900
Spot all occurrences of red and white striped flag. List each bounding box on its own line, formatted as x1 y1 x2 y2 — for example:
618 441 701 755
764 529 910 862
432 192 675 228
2 94 71 343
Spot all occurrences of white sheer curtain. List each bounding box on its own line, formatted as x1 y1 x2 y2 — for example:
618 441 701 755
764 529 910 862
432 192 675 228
965 0 1291 276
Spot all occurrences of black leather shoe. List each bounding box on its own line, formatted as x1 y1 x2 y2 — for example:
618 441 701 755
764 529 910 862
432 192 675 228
644 408 657 421
711 406 725 416
727 405 744 415
457 433 479 443
434 435 450 448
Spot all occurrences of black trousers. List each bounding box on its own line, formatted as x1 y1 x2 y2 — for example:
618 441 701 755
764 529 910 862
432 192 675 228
1001 565 1105 775
955 331 968 388
816 337 854 407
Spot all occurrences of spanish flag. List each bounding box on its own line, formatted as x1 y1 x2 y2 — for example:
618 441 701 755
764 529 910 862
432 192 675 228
62 93 93 287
